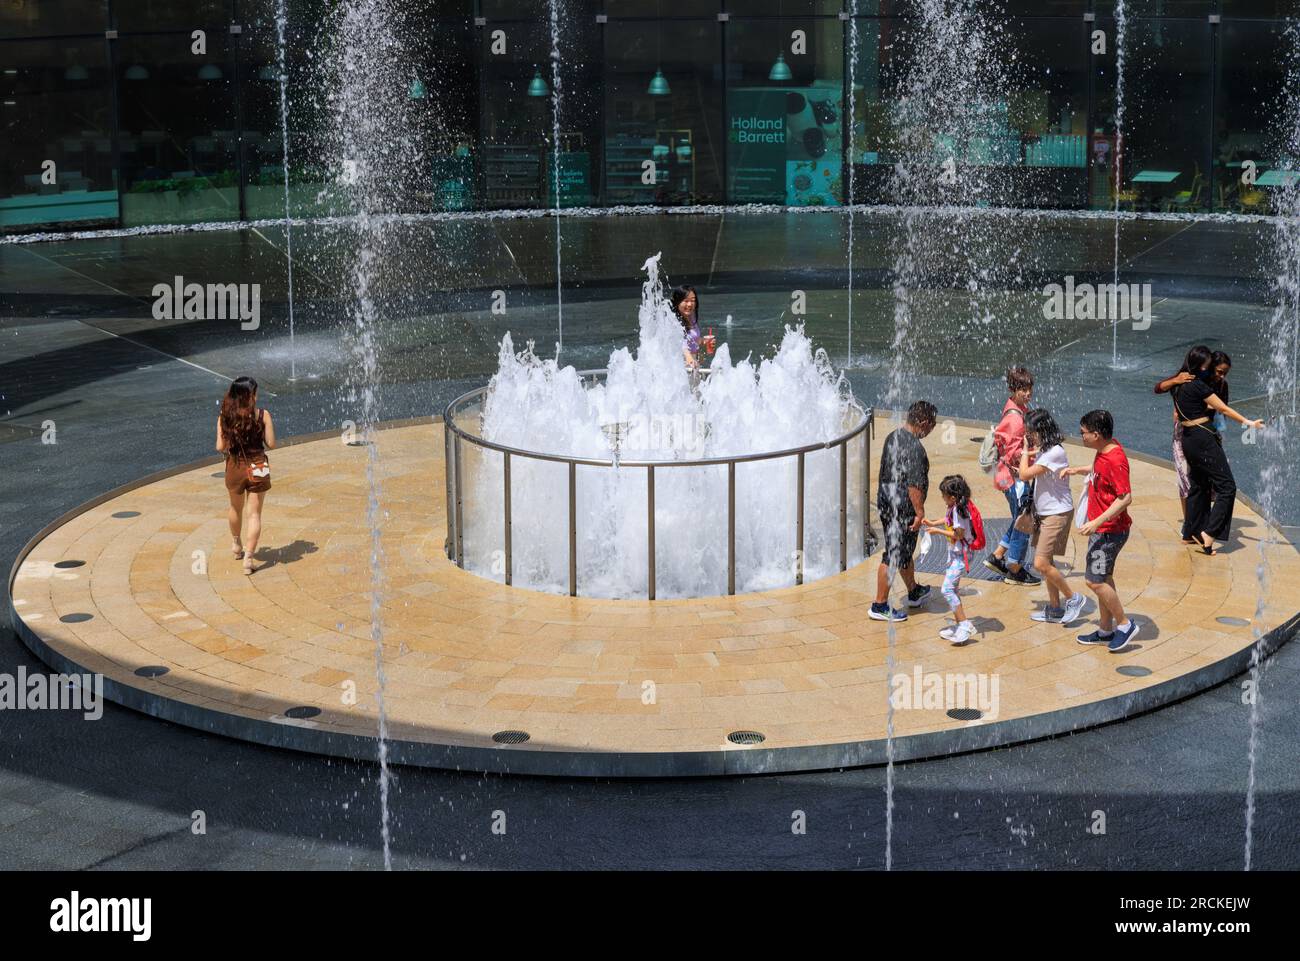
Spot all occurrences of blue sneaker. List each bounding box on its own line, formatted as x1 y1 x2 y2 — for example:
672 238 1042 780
1077 630 1113 646
869 602 908 623
1108 621 1140 653
906 585 932 608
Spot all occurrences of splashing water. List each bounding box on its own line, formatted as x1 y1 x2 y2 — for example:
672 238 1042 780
1244 19 1300 872
846 0 860 366
548 0 565 353
461 254 865 599
1110 0 1129 370
2 203 1281 248
881 0 1019 871
329 0 426 872
274 0 297 381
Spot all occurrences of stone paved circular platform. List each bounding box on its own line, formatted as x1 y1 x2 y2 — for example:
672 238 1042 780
9 418 1299 777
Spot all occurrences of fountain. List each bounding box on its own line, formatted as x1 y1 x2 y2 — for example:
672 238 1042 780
274 0 297 382
1244 19 1300 872
1110 0 1129 371
327 0 429 872
446 254 870 601
845 0 860 366
548 0 565 353
879 0 1020 871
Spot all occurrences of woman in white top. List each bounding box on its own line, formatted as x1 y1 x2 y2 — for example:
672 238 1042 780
1018 408 1089 625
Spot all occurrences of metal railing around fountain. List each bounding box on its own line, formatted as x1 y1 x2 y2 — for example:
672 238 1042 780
443 370 875 599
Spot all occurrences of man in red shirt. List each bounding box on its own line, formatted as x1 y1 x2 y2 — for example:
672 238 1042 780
1061 409 1138 653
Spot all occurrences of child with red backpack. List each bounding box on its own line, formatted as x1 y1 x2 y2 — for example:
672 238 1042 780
925 475 985 645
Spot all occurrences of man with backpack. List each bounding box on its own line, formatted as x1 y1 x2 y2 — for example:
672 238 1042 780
870 400 937 622
980 366 1042 586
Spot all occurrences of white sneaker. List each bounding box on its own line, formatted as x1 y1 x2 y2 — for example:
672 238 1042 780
1061 592 1090 625
939 620 977 645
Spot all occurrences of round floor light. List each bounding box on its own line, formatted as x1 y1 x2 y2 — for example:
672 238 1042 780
1116 665 1153 677
1216 616 1250 627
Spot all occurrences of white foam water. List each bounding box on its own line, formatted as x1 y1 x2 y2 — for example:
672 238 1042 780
458 253 866 600
2 204 1284 248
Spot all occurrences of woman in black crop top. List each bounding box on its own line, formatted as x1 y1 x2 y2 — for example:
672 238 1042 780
1156 347 1263 554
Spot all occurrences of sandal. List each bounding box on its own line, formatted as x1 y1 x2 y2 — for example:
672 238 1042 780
1197 534 1218 556
242 556 258 575
232 539 244 559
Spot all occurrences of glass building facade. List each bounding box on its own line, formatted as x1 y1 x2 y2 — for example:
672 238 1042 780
3 0 1298 232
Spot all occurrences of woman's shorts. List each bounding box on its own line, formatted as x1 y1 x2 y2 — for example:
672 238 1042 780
224 456 271 495
1031 510 1072 557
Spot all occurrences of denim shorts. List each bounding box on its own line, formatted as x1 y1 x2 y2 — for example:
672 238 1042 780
1084 532 1129 584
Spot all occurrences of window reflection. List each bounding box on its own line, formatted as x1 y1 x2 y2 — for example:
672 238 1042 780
605 19 723 205
3 6 1300 231
0 36 118 229
1216 20 1293 213
728 18 844 206
116 32 239 225
1095 18 1211 213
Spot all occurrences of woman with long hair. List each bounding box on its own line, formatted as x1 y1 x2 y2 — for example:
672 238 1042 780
1158 346 1262 554
1018 408 1088 625
1209 350 1232 432
216 376 276 574
1154 344 1211 524
671 284 712 370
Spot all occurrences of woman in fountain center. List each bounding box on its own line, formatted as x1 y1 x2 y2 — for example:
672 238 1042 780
671 284 714 370
216 376 276 574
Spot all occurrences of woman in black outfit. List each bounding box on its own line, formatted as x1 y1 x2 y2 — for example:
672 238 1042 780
1159 347 1263 554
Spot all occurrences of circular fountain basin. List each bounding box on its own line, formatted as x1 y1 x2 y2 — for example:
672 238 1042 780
444 369 874 600
9 418 1297 779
